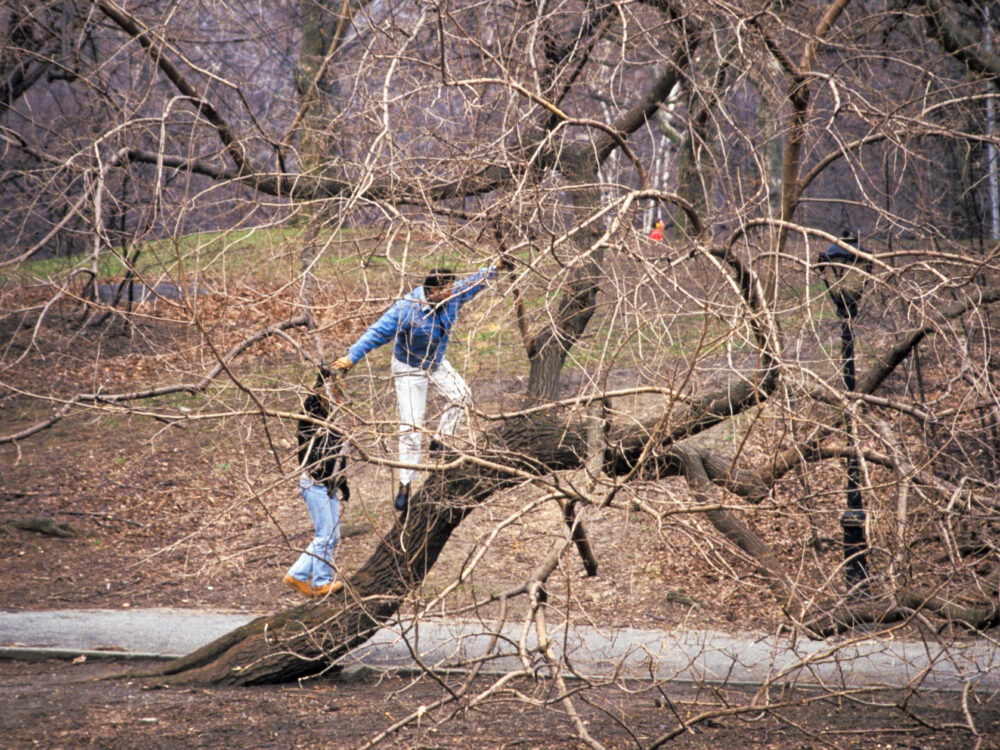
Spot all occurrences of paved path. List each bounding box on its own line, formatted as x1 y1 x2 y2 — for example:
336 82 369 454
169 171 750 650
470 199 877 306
2 608 997 691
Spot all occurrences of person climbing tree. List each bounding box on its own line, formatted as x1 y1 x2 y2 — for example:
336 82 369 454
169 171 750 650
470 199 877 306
331 263 502 517
282 369 351 598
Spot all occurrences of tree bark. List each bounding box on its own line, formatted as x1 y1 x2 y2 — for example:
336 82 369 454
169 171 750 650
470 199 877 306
153 414 584 685
148 412 775 686
152 397 772 685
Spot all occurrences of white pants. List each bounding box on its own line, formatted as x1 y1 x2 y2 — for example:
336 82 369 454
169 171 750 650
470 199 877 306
391 356 472 486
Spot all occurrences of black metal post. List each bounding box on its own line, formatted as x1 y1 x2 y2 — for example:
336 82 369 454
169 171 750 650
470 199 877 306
837 298 869 593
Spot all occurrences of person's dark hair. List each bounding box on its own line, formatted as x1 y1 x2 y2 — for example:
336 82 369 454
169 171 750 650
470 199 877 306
423 267 455 290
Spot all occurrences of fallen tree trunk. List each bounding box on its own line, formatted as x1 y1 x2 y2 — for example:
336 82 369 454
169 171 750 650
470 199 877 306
804 589 1000 637
151 406 775 686
154 414 584 685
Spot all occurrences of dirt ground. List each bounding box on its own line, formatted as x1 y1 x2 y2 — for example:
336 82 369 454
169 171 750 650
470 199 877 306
2 659 997 749
2 281 997 748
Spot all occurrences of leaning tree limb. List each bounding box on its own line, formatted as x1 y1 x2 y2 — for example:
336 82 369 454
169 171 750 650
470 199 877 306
150 414 584 685
149 352 786 687
149 383 781 686
748 286 1000 494
802 583 1000 637
144 258 783 687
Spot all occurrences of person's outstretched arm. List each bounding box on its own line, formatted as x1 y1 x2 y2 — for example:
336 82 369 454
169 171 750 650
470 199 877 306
451 266 498 307
332 301 401 371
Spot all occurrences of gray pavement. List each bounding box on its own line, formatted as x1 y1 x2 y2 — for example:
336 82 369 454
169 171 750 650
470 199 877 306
2 607 998 691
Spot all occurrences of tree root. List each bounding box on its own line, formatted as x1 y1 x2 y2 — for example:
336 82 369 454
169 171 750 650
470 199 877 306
803 592 1000 637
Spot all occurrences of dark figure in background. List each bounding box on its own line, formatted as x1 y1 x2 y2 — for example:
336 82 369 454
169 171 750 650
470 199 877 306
817 229 871 594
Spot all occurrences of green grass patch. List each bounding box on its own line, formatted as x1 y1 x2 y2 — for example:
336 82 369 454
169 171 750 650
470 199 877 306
6 222 834 385
5 223 498 298
6 225 386 284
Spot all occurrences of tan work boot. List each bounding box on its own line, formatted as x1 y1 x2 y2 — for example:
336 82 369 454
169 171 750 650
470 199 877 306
282 574 315 598
313 581 343 597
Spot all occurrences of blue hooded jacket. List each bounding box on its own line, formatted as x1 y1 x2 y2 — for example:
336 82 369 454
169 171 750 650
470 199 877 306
347 267 496 370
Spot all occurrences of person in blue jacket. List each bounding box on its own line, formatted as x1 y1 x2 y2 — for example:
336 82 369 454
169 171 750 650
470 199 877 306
331 264 500 515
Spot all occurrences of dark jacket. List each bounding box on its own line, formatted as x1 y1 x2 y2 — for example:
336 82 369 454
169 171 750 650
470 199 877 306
297 378 350 501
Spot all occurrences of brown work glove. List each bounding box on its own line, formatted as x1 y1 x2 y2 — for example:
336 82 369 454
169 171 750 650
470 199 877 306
331 355 352 373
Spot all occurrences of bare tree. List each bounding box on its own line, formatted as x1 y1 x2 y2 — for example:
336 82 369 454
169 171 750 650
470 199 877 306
2 0 1000 745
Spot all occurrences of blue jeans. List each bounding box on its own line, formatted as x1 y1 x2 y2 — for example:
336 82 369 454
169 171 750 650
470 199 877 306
286 476 340 587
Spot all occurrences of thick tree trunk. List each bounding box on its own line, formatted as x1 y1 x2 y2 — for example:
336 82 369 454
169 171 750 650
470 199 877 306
155 415 585 685
150 430 774 685
152 406 770 686
294 0 370 176
522 40 697 402
141 276 1000 684
155 285 1000 685
524 179 603 402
